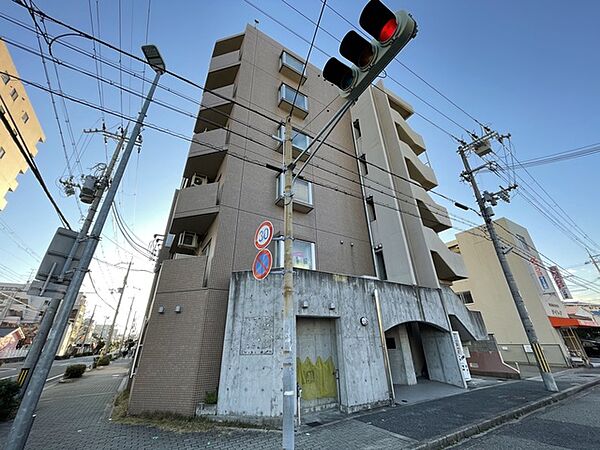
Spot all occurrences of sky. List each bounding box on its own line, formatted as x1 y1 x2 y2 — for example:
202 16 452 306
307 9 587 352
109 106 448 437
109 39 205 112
0 0 599 331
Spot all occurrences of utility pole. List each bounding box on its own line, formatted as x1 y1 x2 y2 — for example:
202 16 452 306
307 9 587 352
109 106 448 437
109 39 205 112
120 297 135 351
81 304 97 354
17 131 127 395
5 46 165 450
458 131 558 392
282 116 295 450
587 249 600 276
103 260 132 356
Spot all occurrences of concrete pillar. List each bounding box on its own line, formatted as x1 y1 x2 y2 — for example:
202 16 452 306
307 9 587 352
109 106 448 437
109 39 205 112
420 326 465 388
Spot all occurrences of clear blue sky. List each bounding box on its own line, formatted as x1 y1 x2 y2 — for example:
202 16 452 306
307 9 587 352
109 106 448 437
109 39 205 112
1 0 599 327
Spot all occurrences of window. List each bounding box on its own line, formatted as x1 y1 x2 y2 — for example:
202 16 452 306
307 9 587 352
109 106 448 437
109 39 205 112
375 249 388 280
366 196 376 221
359 153 368 175
0 147 5 159
1 73 9 84
515 234 530 252
385 337 396 349
457 291 474 304
277 173 313 207
22 112 29 123
353 119 362 138
10 88 18 101
276 239 315 270
279 83 308 112
280 51 305 75
277 124 311 152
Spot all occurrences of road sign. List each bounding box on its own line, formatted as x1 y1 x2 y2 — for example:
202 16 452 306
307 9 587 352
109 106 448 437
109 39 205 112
254 220 274 250
252 249 273 280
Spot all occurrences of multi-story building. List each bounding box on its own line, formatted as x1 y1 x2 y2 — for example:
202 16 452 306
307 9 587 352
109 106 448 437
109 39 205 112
129 26 489 420
449 218 575 368
0 39 45 211
0 281 86 355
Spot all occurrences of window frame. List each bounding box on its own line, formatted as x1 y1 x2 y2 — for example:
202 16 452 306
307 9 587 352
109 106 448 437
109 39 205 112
275 238 316 270
279 83 309 112
1 73 9 84
0 147 5 159
10 88 18 101
276 172 313 207
280 51 305 75
458 291 474 304
277 124 311 152
21 112 29 123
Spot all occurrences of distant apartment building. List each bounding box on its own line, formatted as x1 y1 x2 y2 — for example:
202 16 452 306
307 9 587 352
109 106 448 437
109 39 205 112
449 218 581 368
129 26 490 421
0 39 45 210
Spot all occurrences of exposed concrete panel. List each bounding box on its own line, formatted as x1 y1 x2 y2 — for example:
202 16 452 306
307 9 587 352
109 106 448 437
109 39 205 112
217 270 485 422
387 325 417 385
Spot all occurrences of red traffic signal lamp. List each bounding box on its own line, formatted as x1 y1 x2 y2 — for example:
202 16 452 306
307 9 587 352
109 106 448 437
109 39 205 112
323 0 417 101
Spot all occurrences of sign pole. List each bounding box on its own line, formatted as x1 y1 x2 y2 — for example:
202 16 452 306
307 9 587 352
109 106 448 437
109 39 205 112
282 116 295 449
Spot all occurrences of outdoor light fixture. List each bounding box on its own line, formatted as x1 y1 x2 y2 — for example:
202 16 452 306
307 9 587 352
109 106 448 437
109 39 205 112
142 44 166 74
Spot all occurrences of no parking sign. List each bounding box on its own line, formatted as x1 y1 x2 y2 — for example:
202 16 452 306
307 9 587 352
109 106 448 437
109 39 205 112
252 220 274 280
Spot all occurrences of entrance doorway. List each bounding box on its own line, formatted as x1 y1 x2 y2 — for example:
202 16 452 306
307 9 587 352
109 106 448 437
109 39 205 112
296 317 339 413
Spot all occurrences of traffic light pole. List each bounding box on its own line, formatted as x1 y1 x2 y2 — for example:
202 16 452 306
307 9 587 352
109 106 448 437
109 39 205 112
282 116 296 450
458 138 558 392
16 132 126 396
102 260 132 356
5 69 163 450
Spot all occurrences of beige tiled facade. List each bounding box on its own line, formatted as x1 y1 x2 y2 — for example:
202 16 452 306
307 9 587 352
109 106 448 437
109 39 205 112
0 40 45 211
129 26 469 416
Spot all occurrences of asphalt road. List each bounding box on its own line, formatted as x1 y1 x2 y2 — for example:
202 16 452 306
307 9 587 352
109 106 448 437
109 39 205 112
0 355 96 384
454 384 600 449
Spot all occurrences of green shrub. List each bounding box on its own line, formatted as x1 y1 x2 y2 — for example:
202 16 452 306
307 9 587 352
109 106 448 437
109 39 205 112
97 355 111 366
64 364 87 379
204 391 217 405
0 379 20 421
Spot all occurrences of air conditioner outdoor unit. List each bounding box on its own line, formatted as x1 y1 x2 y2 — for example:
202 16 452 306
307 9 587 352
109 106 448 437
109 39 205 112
178 231 199 249
191 174 209 186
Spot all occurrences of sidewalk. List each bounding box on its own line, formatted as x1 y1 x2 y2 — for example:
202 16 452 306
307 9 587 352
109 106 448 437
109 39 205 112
1 365 599 449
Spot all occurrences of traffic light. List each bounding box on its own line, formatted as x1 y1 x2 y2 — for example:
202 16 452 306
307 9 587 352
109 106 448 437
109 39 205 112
323 0 417 101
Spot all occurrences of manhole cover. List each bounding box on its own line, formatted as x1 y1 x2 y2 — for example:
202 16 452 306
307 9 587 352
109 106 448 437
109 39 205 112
305 421 322 427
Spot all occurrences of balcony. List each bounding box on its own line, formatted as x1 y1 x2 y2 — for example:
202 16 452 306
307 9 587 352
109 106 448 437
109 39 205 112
171 183 220 237
392 109 426 156
183 149 226 182
415 188 452 232
208 50 241 74
188 128 230 159
424 227 467 282
404 150 438 190
156 255 208 294
194 84 235 133
212 33 244 58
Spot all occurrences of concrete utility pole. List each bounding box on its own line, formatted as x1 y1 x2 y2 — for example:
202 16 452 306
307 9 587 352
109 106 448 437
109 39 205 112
587 249 600 277
282 116 295 450
103 260 132 356
458 132 558 392
5 48 164 449
16 131 127 395
81 304 97 353
120 297 135 351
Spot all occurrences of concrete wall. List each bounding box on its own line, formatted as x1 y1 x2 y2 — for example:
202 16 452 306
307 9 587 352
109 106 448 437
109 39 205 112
217 269 485 422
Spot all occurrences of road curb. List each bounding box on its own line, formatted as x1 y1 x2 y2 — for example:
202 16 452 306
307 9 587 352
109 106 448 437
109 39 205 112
411 377 600 449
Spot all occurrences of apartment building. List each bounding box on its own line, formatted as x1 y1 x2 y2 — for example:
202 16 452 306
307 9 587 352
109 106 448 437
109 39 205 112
0 39 45 211
129 26 489 420
450 218 573 368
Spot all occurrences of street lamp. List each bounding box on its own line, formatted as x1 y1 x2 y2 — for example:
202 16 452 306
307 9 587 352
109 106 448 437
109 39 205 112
142 44 166 74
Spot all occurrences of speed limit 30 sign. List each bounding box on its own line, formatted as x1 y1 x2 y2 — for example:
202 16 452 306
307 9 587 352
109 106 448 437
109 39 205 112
254 220 274 250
